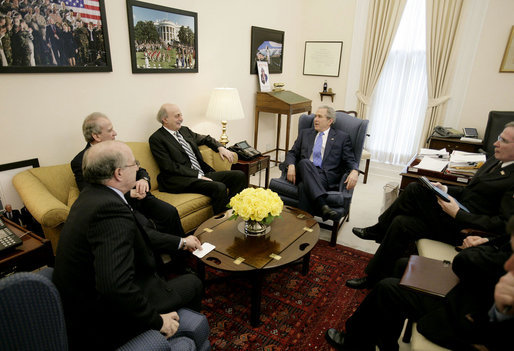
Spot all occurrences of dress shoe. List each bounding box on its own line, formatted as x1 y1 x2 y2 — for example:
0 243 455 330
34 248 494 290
325 328 346 350
345 276 371 289
321 205 339 222
352 226 379 241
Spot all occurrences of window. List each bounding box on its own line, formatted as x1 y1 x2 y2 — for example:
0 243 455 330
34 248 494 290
366 0 427 165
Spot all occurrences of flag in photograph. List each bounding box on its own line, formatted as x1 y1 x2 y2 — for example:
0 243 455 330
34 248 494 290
64 0 102 24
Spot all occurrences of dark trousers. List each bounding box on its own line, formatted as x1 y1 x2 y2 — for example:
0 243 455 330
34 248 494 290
365 183 462 281
296 159 335 215
345 277 442 351
186 170 246 214
129 192 185 237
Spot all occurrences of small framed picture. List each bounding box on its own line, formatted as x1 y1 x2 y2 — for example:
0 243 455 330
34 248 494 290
126 0 198 73
257 61 271 92
250 26 284 74
303 41 343 77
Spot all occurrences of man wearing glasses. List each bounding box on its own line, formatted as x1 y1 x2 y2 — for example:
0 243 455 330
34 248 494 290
346 122 514 290
71 112 189 244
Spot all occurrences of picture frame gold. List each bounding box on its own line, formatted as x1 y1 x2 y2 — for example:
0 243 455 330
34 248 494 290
500 26 514 73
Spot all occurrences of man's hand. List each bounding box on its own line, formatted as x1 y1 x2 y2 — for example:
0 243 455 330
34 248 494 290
437 196 460 218
432 182 448 193
160 311 180 338
200 176 213 181
287 164 296 185
182 235 202 252
218 147 234 163
494 272 514 316
129 188 146 200
135 179 150 194
457 235 489 250
344 170 359 190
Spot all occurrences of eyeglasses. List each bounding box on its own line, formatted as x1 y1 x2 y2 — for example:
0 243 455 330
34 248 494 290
123 160 140 169
497 135 513 144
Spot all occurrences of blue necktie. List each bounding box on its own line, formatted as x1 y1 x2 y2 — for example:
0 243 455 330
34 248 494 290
312 131 324 167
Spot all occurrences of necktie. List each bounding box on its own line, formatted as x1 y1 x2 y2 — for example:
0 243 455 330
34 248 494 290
312 132 324 167
175 131 204 176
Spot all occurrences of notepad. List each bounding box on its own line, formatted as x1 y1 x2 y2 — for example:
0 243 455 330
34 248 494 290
193 242 215 258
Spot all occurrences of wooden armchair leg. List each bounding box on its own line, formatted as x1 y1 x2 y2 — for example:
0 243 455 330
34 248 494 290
402 319 414 343
363 159 370 184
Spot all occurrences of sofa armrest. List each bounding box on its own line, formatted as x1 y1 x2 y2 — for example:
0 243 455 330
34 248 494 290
12 170 70 229
199 145 238 171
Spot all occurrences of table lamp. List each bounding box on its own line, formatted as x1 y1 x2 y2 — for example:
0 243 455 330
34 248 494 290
206 88 245 146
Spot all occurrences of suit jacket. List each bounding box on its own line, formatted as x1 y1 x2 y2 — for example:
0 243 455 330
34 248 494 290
3 209 21 225
284 127 358 188
52 184 182 350
71 144 152 192
448 158 514 235
149 126 222 192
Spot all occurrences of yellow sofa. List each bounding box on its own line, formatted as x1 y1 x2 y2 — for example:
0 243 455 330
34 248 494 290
12 142 237 253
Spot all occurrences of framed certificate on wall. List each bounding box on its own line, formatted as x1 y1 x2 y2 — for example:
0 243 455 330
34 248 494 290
303 41 343 77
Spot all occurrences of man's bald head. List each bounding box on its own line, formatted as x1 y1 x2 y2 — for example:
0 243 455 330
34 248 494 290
83 141 137 193
157 103 183 131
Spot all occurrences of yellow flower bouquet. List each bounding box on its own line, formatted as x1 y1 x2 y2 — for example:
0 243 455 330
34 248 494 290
229 188 283 225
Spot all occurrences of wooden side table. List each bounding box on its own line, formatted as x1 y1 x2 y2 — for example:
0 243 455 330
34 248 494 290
0 216 54 277
319 92 335 102
231 155 270 188
254 91 312 164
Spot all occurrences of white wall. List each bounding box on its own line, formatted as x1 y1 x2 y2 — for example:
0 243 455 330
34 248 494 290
0 0 513 167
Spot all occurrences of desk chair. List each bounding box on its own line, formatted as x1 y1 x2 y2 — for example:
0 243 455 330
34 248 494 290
0 268 211 351
336 110 371 184
269 111 368 246
480 111 514 157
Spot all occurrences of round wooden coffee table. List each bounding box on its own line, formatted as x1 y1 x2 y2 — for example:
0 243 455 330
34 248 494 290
193 206 320 326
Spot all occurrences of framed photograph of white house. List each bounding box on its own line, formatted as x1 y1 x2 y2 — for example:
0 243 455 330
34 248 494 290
250 26 284 74
126 0 198 73
0 0 112 73
303 41 343 77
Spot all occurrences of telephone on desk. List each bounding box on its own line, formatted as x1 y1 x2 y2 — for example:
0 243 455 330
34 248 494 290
433 126 464 138
229 140 261 161
0 217 23 254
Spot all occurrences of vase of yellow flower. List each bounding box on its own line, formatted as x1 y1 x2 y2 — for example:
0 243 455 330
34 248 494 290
229 188 283 236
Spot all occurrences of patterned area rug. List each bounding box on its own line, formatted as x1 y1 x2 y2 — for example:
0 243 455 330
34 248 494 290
200 240 373 350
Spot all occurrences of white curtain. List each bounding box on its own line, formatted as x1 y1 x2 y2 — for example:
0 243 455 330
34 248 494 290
366 0 428 165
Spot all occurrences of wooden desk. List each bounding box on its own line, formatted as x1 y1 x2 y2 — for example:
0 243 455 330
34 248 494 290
0 216 54 277
428 136 482 153
254 91 312 164
400 155 472 190
231 155 270 188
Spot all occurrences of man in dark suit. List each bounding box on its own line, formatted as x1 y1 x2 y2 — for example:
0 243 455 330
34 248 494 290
53 140 203 351
71 112 185 238
347 122 514 289
284 106 359 221
149 103 246 214
3 204 22 225
325 216 514 351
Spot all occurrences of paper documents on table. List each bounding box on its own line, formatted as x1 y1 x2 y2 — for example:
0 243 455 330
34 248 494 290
447 151 486 177
193 242 215 258
415 157 449 172
460 137 482 144
419 148 449 159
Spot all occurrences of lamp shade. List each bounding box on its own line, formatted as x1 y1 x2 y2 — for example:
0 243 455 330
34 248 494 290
205 88 245 122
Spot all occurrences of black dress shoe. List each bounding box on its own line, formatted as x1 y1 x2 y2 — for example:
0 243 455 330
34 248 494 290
345 276 371 289
352 227 378 240
321 205 339 222
325 328 346 350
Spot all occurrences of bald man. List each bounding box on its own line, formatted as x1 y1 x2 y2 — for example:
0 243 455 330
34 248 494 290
54 141 202 350
149 103 246 214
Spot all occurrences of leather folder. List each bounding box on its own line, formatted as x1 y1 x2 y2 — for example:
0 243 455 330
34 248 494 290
399 255 459 297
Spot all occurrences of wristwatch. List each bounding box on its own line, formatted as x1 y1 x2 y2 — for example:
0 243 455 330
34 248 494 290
180 238 187 250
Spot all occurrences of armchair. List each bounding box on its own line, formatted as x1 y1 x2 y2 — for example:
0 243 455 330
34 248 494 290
480 111 514 157
269 111 369 246
0 267 211 351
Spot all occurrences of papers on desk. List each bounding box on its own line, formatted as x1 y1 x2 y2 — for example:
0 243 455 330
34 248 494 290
447 151 486 177
419 148 449 159
415 157 449 172
193 242 215 258
460 137 483 144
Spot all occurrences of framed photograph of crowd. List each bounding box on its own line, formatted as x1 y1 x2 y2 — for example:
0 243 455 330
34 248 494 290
0 0 112 73
126 0 198 73
250 26 284 74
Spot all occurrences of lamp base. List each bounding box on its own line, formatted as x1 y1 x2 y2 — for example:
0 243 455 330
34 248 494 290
219 120 229 146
